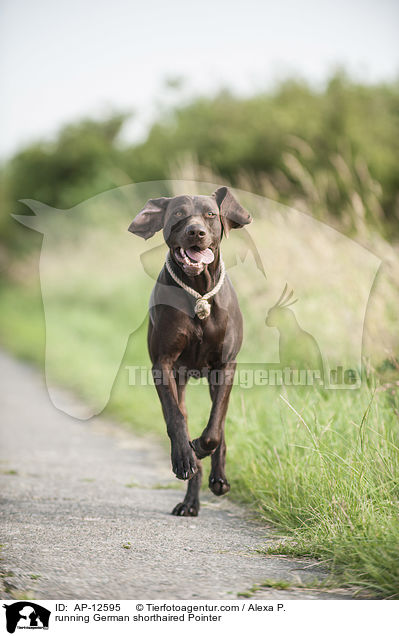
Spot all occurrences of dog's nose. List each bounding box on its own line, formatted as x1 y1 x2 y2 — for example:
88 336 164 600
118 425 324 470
185 224 207 239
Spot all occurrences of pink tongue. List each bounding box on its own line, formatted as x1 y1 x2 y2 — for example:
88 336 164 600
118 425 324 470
185 247 214 264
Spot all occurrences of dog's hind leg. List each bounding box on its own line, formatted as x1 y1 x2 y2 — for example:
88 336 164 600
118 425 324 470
207 381 230 495
172 459 202 516
172 376 203 515
209 430 230 496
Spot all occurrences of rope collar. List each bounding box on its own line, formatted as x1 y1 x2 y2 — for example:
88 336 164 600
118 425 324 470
165 251 226 319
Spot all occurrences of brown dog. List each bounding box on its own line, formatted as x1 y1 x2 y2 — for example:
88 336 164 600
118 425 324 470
129 187 252 516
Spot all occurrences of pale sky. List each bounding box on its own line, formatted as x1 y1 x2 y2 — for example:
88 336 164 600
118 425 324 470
0 0 398 159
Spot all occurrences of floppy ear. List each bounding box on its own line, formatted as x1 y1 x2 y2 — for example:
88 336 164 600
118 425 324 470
128 197 170 239
213 187 252 237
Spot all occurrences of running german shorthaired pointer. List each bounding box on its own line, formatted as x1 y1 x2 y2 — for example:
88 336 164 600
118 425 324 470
128 187 252 516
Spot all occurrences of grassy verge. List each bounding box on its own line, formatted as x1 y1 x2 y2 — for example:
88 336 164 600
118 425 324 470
227 383 399 598
0 271 398 599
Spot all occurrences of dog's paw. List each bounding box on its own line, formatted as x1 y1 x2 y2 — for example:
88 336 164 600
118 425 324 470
171 501 199 517
190 437 214 459
209 475 230 496
171 443 198 480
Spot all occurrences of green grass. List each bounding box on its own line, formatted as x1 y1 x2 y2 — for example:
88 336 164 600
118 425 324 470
227 384 399 598
0 239 398 599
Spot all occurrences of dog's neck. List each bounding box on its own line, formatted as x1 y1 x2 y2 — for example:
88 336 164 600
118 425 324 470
169 249 222 296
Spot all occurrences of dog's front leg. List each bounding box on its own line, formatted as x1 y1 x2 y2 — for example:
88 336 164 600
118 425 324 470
152 360 198 480
191 361 236 460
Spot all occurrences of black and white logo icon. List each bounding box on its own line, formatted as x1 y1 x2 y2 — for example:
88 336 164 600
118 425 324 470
2 602 51 633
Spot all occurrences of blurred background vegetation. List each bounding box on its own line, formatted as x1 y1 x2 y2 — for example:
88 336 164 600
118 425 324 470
1 72 399 598
1 72 399 259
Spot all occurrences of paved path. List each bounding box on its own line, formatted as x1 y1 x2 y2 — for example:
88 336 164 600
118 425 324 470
0 352 353 600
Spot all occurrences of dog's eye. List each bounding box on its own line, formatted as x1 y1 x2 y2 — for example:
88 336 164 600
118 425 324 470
174 210 184 217
205 211 217 218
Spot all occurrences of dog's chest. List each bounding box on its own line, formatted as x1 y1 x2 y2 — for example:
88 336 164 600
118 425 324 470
177 311 229 370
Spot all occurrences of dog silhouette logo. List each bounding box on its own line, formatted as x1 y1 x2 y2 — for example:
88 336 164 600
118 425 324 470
2 602 51 633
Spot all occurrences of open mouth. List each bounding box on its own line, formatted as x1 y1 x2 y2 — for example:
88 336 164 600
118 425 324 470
174 246 215 270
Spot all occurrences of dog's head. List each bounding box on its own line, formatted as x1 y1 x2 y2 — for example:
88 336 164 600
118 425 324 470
128 187 252 276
